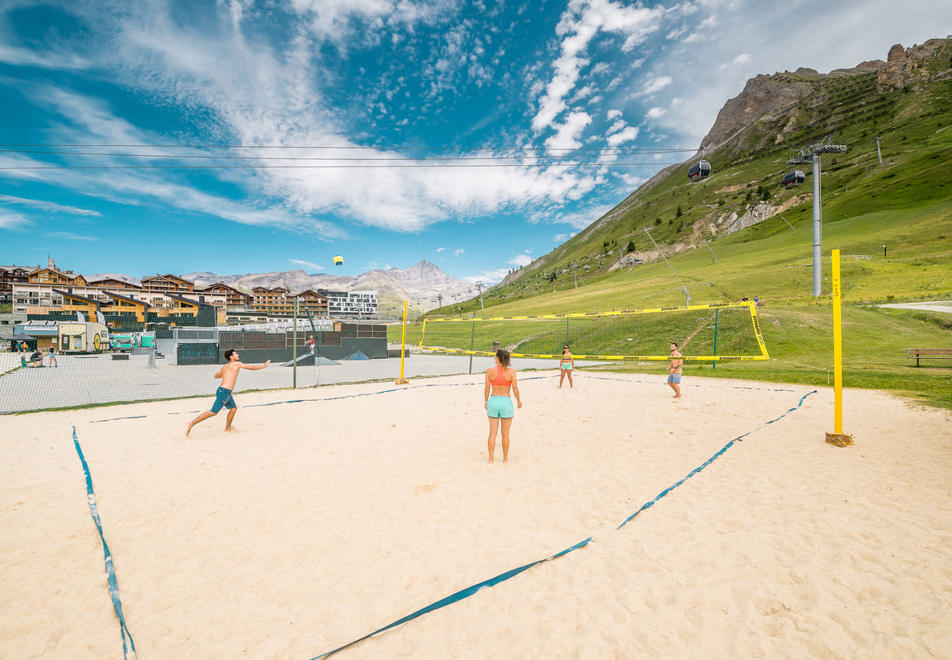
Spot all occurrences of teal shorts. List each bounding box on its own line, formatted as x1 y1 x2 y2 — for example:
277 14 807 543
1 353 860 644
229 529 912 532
486 395 514 419
667 374 682 384
561 363 573 370
210 386 236 413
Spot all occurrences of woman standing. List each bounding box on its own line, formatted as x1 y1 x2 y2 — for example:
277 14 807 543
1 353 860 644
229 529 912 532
558 344 575 388
484 349 522 463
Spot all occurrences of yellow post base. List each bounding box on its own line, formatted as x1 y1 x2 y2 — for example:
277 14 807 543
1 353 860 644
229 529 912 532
395 378 409 385
825 432 853 447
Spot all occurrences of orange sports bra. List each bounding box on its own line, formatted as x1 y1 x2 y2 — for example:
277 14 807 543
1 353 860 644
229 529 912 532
491 367 511 389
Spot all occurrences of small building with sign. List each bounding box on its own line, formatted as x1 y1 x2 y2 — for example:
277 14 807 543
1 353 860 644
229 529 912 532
58 322 110 353
12 320 60 350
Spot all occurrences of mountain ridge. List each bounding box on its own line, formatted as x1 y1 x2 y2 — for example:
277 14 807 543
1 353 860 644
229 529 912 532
184 259 477 314
491 37 952 298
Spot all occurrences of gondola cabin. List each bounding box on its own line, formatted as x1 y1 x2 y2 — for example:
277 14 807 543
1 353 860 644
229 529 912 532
688 160 711 181
782 170 805 188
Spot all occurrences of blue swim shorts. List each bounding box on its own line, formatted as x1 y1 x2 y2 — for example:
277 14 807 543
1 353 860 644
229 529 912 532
486 395 514 419
667 374 682 384
210 386 237 413
560 363 573 370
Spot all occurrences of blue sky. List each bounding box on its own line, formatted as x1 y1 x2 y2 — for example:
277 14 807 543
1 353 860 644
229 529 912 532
1 0 949 283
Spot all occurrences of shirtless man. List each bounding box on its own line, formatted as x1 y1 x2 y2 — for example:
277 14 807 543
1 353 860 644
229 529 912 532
666 342 683 399
186 349 270 436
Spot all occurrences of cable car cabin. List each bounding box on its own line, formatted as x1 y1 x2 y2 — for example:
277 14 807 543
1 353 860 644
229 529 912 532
782 170 805 188
688 160 711 181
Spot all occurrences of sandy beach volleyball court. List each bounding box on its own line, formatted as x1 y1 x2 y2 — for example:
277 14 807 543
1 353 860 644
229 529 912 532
2 371 950 658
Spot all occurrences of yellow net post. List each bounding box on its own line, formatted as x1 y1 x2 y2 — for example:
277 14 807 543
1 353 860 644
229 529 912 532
826 249 852 447
396 299 409 384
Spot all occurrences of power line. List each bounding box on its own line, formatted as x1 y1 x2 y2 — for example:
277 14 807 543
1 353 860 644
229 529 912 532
0 147 689 162
0 161 682 171
0 142 700 153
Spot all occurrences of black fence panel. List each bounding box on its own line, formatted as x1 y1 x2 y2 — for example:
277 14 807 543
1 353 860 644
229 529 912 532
177 342 220 365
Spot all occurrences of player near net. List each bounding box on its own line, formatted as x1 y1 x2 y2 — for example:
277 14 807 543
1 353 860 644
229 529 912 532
666 342 683 399
558 344 575 388
186 349 270 436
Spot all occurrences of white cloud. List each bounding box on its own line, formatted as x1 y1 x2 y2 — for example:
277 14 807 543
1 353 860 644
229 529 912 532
554 232 577 242
531 0 662 133
545 111 592 152
0 43 90 71
290 259 324 271
45 232 100 241
454 248 465 256
0 208 30 229
508 252 533 267
646 106 666 119
606 109 623 120
462 267 510 284
607 126 639 146
0 195 101 216
719 52 750 69
570 84 595 102
607 119 627 134
615 172 647 188
641 75 672 95
436 247 446 253
534 202 614 230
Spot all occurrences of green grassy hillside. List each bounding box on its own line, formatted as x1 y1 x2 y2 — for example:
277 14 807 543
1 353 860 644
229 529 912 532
395 41 952 409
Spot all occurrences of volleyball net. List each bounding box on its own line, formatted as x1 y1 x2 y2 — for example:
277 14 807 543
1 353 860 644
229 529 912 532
419 302 769 362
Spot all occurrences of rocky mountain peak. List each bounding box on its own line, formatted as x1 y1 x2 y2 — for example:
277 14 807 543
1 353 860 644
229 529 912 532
183 260 476 313
700 37 952 155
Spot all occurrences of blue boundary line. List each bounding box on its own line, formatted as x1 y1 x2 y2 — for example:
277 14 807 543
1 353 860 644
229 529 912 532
616 390 817 530
87 376 554 423
87 374 796 424
71 382 815 657
309 537 593 659
308 390 816 657
72 426 137 659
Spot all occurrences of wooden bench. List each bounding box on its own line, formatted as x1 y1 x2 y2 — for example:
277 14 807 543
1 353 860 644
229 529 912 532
906 348 952 367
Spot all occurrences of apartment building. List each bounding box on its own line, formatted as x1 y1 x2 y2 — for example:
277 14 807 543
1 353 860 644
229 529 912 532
317 289 377 317
252 287 293 315
0 265 29 302
202 282 253 309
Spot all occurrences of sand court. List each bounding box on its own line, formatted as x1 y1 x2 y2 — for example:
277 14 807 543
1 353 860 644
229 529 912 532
1 372 951 658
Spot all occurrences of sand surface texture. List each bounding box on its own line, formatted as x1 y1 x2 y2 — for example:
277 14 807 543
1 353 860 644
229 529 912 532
2 372 950 658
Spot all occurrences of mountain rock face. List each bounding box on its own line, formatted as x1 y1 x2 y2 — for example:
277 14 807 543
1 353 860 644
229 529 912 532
701 38 952 153
184 260 477 313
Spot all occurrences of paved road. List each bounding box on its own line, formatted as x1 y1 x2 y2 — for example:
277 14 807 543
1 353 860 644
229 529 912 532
879 301 952 314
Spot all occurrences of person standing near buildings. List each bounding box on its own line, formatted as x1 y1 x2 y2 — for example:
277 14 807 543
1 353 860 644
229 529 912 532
307 335 316 355
48 345 57 367
186 349 270 437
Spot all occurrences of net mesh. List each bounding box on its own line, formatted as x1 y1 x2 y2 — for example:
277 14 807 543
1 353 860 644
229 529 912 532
420 303 769 361
0 319 392 414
